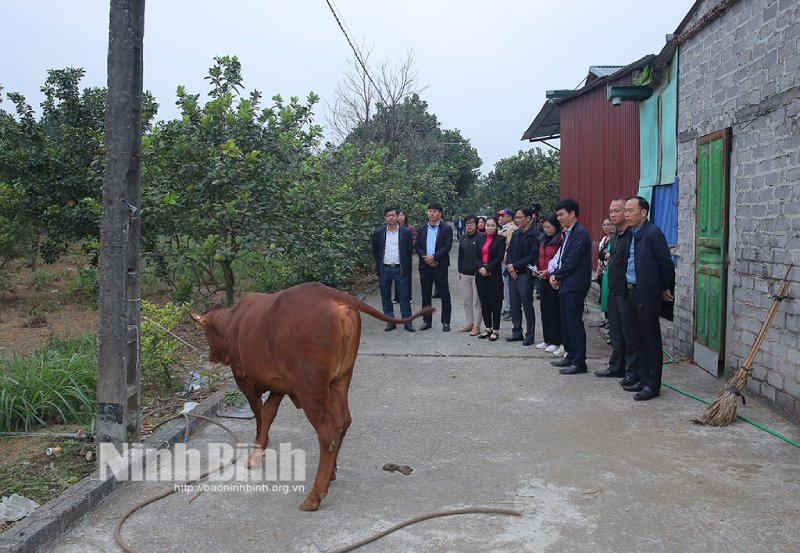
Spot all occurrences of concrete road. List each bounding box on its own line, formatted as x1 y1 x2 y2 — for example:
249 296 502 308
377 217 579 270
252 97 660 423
51 248 800 552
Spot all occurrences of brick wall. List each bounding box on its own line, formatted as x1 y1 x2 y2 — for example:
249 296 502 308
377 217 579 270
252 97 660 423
674 0 800 417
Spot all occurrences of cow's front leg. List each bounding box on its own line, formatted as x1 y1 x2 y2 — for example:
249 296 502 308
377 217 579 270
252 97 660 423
247 393 283 467
234 378 266 468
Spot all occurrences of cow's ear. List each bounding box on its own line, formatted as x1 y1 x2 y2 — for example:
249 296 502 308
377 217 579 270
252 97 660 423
190 313 207 327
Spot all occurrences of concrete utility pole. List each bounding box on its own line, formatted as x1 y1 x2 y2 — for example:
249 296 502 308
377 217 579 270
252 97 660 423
97 0 145 444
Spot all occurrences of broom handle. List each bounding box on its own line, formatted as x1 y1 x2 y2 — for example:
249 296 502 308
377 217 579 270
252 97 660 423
742 264 793 370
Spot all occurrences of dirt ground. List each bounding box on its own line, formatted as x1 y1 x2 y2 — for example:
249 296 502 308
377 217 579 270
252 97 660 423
0 264 98 356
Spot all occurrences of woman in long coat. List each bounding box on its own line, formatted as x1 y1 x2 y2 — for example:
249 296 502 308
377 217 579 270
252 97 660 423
474 216 506 341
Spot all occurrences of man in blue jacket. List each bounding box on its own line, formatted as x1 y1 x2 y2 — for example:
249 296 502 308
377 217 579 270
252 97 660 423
620 196 675 401
372 206 415 332
549 198 592 374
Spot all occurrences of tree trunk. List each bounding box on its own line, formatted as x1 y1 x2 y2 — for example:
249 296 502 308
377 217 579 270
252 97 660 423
220 259 235 306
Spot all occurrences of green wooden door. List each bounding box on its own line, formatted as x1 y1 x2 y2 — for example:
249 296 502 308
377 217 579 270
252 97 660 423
694 129 731 371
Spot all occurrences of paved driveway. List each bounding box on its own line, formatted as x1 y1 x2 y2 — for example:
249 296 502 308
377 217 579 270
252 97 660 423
51 249 800 552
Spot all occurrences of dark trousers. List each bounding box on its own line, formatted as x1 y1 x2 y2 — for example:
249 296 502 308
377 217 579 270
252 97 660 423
621 288 663 389
608 292 638 377
539 281 562 346
475 272 503 330
379 266 411 319
393 271 413 303
559 290 587 367
509 271 535 340
419 266 451 324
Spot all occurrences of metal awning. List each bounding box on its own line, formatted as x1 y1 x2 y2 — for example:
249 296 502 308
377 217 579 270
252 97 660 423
521 100 560 142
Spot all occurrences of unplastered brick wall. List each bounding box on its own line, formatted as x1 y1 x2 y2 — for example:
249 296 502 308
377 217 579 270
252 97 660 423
675 0 800 417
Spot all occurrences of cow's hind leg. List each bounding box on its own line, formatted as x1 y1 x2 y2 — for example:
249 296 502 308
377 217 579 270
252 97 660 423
298 402 343 511
328 373 353 483
248 392 283 468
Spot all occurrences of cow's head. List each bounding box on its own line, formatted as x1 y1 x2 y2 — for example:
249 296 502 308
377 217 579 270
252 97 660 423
190 306 230 365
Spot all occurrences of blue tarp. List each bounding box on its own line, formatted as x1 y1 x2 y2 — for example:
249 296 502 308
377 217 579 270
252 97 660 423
651 176 679 266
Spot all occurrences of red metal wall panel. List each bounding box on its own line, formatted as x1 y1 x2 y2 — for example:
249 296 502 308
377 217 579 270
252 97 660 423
558 75 640 264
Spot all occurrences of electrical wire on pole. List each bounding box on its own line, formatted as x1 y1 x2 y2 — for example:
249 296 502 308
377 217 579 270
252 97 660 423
323 0 390 108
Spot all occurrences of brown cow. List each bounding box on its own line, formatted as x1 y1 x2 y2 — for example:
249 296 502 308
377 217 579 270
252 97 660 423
191 282 432 511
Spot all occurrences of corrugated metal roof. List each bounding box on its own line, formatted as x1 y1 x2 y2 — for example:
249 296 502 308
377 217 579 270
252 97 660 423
521 100 560 141
556 55 656 105
521 55 655 143
589 65 625 78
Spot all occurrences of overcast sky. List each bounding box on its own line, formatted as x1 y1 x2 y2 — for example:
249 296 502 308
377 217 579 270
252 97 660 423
1 0 696 174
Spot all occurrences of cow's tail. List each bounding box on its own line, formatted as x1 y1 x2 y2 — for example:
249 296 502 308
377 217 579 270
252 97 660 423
334 290 434 324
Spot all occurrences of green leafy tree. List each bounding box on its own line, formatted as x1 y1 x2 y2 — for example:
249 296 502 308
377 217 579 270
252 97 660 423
141 56 322 304
0 70 157 266
329 92 481 233
468 148 560 215
330 51 481 223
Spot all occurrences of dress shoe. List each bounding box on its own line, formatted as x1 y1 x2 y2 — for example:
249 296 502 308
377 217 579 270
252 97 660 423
551 358 572 367
420 322 432 331
619 377 639 387
594 368 626 378
623 382 646 392
522 337 535 346
634 386 660 401
459 323 474 332
404 323 415 332
442 323 451 332
384 323 396 331
506 335 523 342
559 364 588 375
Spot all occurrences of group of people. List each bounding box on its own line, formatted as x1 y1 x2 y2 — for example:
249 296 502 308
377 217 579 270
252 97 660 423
372 196 675 401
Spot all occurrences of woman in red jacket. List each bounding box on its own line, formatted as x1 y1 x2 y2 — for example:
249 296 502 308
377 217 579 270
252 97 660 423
536 213 563 354
474 216 506 341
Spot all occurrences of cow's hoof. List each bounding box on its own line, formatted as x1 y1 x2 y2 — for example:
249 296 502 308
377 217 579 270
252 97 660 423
298 498 319 511
246 448 264 468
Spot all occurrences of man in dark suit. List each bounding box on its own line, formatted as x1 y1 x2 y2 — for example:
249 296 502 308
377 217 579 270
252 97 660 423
415 202 453 331
372 206 415 332
549 198 592 374
620 196 675 401
595 197 639 381
504 207 540 346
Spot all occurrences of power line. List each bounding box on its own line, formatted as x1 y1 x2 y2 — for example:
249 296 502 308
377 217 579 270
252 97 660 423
323 0 389 107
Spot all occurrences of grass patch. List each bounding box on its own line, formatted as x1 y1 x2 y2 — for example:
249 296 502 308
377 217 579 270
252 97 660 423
28 268 67 290
0 434 96 515
0 334 97 432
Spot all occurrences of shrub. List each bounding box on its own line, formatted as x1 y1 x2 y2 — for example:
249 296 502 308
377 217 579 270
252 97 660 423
66 266 99 308
29 269 55 289
140 300 188 391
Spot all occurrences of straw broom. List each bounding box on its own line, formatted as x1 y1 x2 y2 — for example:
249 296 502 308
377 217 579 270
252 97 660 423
692 263 793 426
